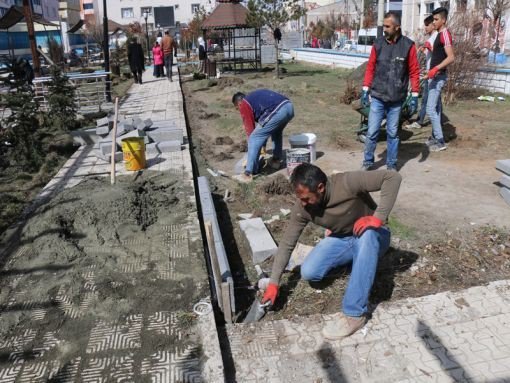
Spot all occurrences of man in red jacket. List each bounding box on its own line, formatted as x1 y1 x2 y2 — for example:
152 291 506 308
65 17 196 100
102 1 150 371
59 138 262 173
361 12 420 171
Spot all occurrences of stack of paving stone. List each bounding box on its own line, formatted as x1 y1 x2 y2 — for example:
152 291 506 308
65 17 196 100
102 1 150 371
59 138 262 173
496 159 510 206
93 117 183 163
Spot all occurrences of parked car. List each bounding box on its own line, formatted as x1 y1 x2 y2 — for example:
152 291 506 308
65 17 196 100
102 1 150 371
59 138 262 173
342 40 357 52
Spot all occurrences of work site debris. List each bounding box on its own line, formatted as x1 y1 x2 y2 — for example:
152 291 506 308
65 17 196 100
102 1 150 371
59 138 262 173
285 243 314 271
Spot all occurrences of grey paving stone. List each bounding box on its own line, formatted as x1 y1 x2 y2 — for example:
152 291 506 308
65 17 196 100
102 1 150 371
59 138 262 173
500 175 510 189
496 159 510 175
500 186 510 206
99 139 119 155
145 143 160 155
95 150 123 163
157 140 181 153
96 126 110 136
147 127 183 144
239 218 278 264
96 117 109 127
115 129 145 146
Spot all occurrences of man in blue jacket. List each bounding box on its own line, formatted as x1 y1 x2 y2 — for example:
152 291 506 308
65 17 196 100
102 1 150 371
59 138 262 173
232 89 294 183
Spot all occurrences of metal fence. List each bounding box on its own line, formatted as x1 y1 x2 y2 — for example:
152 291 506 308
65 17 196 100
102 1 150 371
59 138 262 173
33 71 112 113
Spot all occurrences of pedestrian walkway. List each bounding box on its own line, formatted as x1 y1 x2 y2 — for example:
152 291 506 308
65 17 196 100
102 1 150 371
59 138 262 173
227 279 510 382
0 67 224 382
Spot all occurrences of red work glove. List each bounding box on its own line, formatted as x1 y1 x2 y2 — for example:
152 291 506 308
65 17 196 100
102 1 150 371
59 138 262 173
353 216 383 237
428 66 440 79
261 283 279 306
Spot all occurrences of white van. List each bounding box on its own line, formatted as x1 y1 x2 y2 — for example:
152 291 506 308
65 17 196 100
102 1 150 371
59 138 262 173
357 28 378 54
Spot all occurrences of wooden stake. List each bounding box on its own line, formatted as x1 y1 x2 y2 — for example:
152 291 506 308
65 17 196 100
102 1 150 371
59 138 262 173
221 282 232 323
110 97 119 185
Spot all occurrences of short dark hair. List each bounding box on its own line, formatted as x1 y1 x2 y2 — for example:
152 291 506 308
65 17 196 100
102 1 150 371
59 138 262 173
424 15 434 26
165 30 170 35
232 92 245 105
432 7 448 19
290 163 328 192
384 11 401 26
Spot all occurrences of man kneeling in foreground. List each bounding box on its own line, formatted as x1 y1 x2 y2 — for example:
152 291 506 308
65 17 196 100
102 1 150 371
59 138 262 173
262 163 402 339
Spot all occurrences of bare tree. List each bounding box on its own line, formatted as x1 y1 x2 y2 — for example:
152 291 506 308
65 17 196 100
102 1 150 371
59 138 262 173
443 9 490 103
484 0 510 57
246 0 305 77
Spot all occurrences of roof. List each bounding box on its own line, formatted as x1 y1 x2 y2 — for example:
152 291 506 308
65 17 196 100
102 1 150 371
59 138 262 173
107 19 125 33
202 1 248 29
67 19 84 33
0 5 59 29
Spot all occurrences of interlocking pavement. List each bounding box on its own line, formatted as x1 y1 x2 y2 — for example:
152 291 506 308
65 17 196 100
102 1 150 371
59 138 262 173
0 66 224 382
228 280 510 382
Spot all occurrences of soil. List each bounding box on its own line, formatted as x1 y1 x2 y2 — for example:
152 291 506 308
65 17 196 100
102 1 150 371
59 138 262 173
0 172 207 355
181 62 510 322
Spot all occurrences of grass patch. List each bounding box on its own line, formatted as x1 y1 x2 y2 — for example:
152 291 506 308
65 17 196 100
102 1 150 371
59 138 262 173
388 216 417 240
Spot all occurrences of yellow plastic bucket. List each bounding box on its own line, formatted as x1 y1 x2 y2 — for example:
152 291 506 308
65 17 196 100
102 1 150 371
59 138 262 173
121 137 146 171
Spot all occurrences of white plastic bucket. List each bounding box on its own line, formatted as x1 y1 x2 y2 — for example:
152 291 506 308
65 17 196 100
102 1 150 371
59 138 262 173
289 133 317 162
286 148 311 176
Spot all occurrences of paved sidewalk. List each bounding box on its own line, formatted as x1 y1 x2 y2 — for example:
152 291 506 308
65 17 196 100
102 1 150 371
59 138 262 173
0 67 224 382
228 279 510 382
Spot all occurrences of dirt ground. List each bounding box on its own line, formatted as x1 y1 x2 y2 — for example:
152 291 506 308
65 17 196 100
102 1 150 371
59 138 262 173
181 62 510 320
0 172 208 364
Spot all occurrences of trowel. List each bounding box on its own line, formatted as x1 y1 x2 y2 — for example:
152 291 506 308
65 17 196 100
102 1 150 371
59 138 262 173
243 265 271 323
243 299 271 323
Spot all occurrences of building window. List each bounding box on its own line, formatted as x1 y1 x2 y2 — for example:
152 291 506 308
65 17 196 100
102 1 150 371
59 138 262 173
425 2 434 14
83 3 93 10
141 6 152 16
32 0 41 5
121 7 134 18
440 2 448 9
0 7 8 16
191 3 200 13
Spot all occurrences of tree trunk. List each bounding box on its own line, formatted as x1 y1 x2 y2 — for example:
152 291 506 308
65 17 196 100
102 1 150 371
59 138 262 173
275 40 280 77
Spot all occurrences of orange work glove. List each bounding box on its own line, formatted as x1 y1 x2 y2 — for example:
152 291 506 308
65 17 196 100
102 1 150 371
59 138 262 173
261 283 279 305
353 216 383 237
427 66 440 79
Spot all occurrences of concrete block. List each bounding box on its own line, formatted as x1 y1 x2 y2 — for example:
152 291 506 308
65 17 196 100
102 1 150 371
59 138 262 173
157 140 181 153
500 187 510 206
145 142 160 155
115 129 145 146
95 150 123 163
501 175 510 189
147 127 183 144
239 218 278 264
496 159 510 175
143 118 153 129
96 125 110 136
96 116 109 127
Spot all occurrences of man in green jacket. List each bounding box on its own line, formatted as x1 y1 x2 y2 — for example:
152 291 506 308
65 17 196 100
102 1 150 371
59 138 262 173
262 163 402 339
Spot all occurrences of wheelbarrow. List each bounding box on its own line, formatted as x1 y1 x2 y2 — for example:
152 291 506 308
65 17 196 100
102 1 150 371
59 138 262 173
353 79 425 143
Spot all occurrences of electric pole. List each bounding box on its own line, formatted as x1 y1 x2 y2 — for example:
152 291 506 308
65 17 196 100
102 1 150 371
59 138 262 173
377 0 384 38
22 0 40 77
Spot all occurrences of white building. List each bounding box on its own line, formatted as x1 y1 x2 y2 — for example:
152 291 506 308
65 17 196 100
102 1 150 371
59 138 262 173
401 0 510 52
97 0 216 32
0 0 59 20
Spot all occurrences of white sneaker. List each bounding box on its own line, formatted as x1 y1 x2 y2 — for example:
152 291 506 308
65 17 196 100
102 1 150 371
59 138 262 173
408 121 423 129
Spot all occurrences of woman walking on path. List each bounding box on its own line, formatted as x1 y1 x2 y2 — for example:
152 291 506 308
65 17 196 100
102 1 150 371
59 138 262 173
152 41 164 78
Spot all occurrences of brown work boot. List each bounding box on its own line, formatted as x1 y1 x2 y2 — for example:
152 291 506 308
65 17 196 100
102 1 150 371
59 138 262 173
322 313 367 340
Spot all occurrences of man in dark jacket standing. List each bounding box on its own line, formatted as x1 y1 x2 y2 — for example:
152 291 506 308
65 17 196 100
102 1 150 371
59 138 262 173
127 37 145 84
361 12 420 171
261 163 401 339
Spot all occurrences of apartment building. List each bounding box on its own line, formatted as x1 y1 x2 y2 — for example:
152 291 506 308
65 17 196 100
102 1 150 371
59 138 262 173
0 0 59 20
97 0 215 32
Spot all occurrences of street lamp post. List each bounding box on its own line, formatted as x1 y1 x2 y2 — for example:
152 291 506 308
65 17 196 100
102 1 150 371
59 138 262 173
103 0 111 102
143 11 151 64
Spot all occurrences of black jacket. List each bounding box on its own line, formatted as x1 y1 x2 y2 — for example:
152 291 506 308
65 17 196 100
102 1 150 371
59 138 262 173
127 42 145 72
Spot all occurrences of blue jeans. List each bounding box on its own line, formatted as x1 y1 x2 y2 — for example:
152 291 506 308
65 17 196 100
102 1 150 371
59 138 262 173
427 74 447 143
363 97 401 169
300 227 391 317
245 102 294 175
418 79 442 125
